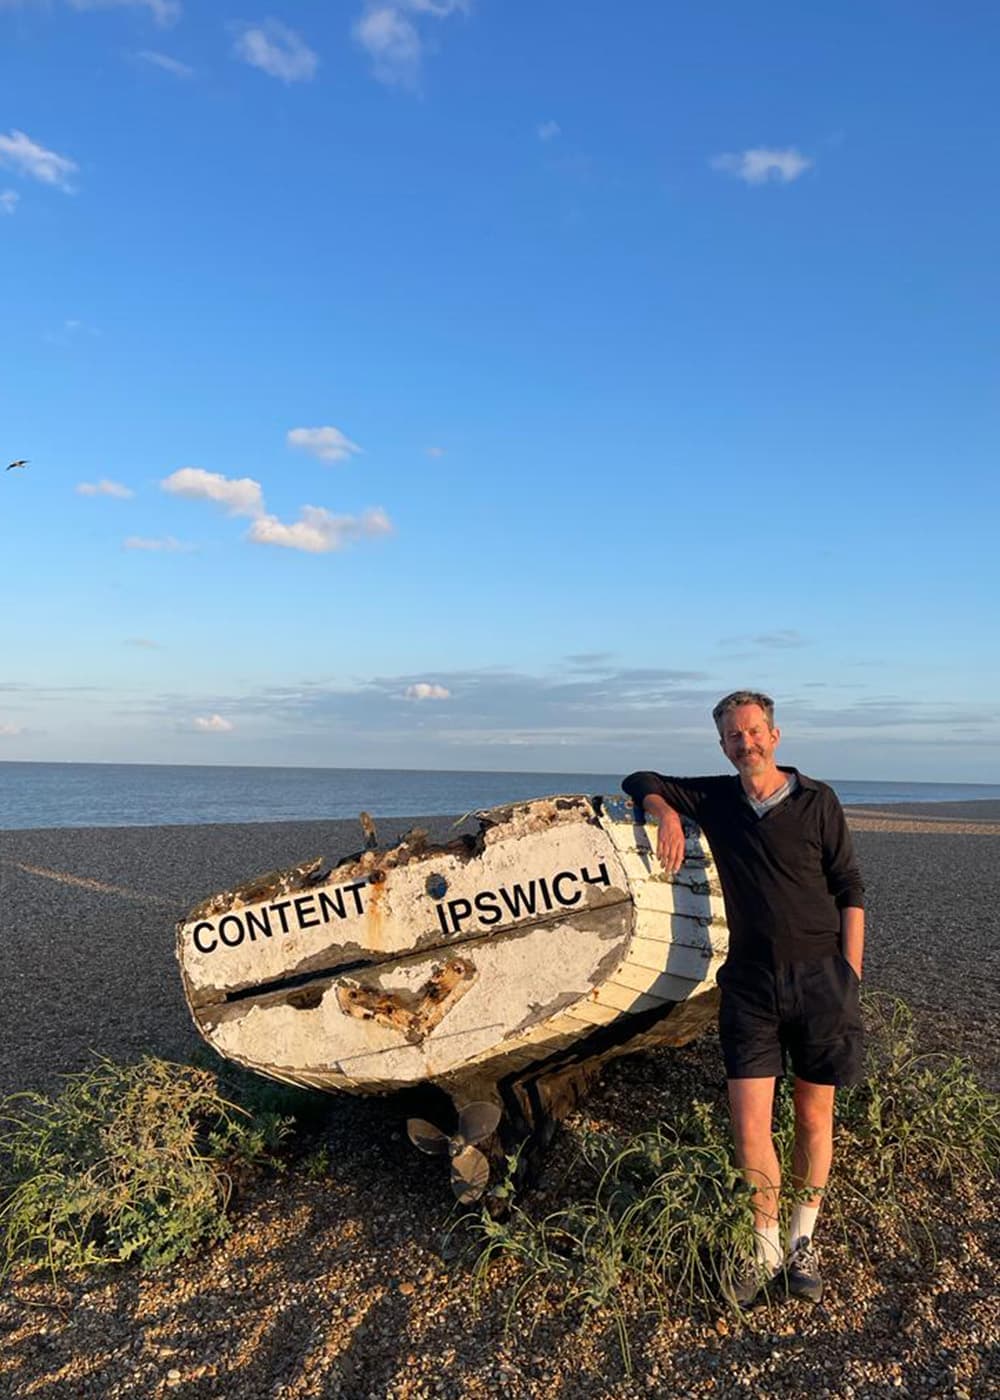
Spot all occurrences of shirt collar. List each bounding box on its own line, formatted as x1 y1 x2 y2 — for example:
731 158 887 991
732 765 816 797
780 765 818 790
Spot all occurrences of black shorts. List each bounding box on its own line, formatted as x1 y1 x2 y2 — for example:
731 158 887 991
717 954 864 1086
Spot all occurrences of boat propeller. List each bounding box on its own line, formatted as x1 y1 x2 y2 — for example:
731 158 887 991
406 1102 502 1203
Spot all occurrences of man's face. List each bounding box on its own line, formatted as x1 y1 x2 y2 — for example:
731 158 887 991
718 703 780 777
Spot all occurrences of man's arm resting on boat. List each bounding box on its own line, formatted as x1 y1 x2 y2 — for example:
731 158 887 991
616 778 686 873
621 771 697 875
643 793 686 874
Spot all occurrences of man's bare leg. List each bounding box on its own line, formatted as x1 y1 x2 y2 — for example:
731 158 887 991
790 1078 834 1237
791 1079 834 1199
727 1076 781 1271
783 1078 835 1301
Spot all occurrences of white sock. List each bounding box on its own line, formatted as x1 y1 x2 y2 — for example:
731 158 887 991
788 1202 820 1250
754 1222 782 1272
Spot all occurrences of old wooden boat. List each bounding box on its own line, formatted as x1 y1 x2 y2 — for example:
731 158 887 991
176 795 729 1198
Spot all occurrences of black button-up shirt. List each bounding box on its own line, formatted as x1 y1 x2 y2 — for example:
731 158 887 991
621 765 864 965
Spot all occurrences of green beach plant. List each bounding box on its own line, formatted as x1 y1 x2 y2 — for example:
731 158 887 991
461 994 999 1345
836 993 999 1188
0 1055 293 1281
464 1096 763 1341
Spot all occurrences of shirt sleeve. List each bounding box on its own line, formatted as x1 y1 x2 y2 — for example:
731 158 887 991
821 790 865 910
620 771 708 823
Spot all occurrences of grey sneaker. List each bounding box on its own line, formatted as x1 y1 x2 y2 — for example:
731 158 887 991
722 1253 781 1309
785 1234 823 1302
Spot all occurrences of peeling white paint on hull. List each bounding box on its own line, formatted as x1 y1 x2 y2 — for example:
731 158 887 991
175 795 729 1099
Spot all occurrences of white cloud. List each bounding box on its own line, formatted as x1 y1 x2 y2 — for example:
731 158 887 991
233 20 319 82
77 478 134 498
355 6 420 87
425 445 444 458
537 120 560 142
68 0 180 23
160 464 391 555
710 147 813 185
248 505 392 554
125 637 159 648
137 49 194 78
405 682 450 700
192 714 234 732
0 190 18 215
0 130 78 192
161 466 264 517
287 426 362 464
354 0 469 89
124 535 191 551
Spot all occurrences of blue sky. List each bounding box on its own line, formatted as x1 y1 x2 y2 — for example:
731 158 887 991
1 0 998 780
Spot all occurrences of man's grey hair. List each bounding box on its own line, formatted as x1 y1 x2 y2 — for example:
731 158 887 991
712 690 776 734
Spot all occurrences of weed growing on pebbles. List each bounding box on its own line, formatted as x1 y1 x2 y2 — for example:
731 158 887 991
459 995 999 1358
0 1056 293 1279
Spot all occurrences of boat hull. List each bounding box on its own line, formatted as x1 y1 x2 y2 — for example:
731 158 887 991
176 795 729 1100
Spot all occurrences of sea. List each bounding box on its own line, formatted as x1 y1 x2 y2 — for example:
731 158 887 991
2 761 1000 831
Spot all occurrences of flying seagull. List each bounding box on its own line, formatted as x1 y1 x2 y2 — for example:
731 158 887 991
6 460 28 470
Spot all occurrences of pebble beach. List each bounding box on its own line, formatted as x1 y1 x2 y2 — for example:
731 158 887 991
1 805 998 1398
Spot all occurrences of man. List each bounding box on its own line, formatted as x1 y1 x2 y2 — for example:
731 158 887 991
622 690 864 1307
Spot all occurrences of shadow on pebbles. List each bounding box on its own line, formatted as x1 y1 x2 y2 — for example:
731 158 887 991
1 1031 997 1400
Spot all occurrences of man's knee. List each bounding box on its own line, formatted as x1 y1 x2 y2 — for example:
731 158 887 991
727 1076 777 1142
793 1078 835 1135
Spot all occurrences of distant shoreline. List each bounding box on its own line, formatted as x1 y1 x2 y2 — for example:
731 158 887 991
4 795 1000 836
4 759 1000 833
844 797 1000 820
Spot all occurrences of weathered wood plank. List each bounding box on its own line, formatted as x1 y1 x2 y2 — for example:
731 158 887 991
615 946 721 991
631 912 730 955
561 999 624 1028
610 846 723 895
590 981 669 1015
631 881 728 921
